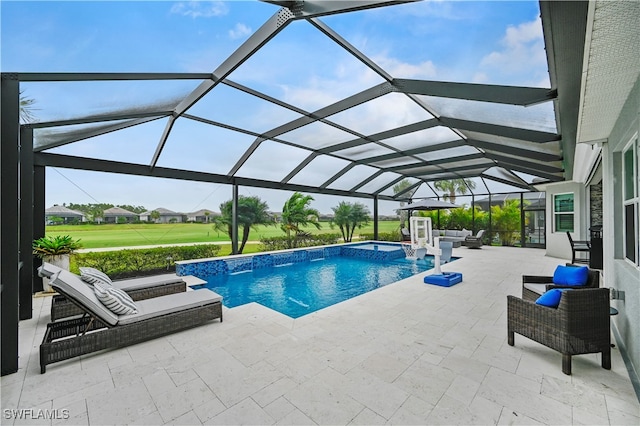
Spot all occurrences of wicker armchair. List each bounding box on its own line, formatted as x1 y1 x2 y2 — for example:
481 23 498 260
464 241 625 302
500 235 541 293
507 287 611 375
521 267 600 302
464 230 485 249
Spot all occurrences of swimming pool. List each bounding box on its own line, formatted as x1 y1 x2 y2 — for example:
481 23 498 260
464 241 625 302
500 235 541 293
183 242 441 318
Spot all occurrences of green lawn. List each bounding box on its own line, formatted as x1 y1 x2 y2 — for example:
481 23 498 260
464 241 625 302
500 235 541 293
47 221 402 249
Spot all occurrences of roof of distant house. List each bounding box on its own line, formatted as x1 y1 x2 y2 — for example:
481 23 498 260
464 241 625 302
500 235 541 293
45 205 84 217
103 207 137 216
188 209 218 216
141 207 181 215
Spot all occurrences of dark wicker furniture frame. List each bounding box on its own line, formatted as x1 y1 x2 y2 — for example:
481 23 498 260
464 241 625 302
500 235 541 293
40 287 222 373
521 268 600 302
464 230 485 249
508 287 611 375
51 279 186 321
567 231 590 264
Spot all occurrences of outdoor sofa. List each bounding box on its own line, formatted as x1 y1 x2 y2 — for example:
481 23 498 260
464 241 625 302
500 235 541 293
38 266 222 373
432 229 472 247
39 263 187 321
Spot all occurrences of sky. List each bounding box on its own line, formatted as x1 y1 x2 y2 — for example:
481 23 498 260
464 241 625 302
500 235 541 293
1 0 550 215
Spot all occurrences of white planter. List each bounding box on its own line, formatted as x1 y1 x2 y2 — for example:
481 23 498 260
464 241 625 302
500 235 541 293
41 254 70 292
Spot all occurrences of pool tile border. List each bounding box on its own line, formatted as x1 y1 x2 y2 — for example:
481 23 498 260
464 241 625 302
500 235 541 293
175 242 406 277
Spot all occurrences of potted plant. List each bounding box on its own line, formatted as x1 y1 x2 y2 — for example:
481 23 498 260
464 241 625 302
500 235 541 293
33 235 82 292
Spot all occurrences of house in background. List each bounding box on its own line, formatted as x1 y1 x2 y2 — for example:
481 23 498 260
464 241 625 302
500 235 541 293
44 205 85 224
186 209 218 223
475 192 547 247
102 207 138 224
139 207 185 223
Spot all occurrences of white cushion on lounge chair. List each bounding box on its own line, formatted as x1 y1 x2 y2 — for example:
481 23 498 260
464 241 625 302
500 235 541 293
49 269 119 326
42 262 184 292
112 274 184 291
117 290 222 325
38 262 64 279
523 283 547 296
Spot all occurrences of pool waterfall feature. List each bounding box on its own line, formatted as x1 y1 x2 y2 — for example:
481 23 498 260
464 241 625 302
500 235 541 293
176 242 406 277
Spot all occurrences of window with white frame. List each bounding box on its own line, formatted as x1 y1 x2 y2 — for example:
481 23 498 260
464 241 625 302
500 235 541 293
554 193 574 232
623 135 639 266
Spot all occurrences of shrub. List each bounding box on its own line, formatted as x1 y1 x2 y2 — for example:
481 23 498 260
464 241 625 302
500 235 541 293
71 244 221 279
260 233 340 251
358 232 401 242
33 235 82 257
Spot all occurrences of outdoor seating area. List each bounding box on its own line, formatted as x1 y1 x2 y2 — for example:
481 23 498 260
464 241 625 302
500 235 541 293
38 264 223 373
508 265 612 375
44 267 188 321
508 287 611 376
2 1 639 424
432 229 473 247
3 247 637 425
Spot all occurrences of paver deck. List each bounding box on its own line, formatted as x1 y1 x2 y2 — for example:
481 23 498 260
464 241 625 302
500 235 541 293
2 246 638 425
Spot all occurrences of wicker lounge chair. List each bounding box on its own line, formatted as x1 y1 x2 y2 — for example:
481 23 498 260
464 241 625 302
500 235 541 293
464 230 485 248
39 263 187 321
521 266 600 302
39 267 222 373
507 287 611 375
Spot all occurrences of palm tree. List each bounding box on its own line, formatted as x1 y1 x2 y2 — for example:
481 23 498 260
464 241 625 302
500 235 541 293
213 195 275 254
433 179 476 204
330 202 370 242
393 179 412 228
281 192 321 248
19 91 37 123
214 196 274 254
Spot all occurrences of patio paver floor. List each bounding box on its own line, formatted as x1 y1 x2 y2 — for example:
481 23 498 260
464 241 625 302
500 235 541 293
2 246 639 425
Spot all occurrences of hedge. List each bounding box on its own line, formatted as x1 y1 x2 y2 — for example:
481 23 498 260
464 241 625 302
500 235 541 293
71 244 221 279
358 232 401 242
260 233 341 251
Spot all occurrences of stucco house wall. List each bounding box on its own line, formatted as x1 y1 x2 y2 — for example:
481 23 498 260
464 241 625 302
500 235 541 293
543 181 588 260
603 75 640 380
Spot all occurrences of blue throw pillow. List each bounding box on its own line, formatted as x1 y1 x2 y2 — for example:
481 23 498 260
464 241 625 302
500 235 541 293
552 265 589 286
535 289 565 308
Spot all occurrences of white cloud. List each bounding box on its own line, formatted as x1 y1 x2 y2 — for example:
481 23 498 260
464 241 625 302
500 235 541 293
229 23 251 40
480 17 548 84
374 55 437 79
170 1 228 18
471 72 489 84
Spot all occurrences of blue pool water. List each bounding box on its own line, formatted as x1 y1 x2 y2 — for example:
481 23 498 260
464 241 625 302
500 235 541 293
193 255 436 318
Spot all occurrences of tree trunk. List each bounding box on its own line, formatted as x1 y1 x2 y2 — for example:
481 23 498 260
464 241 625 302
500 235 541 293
238 226 251 254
